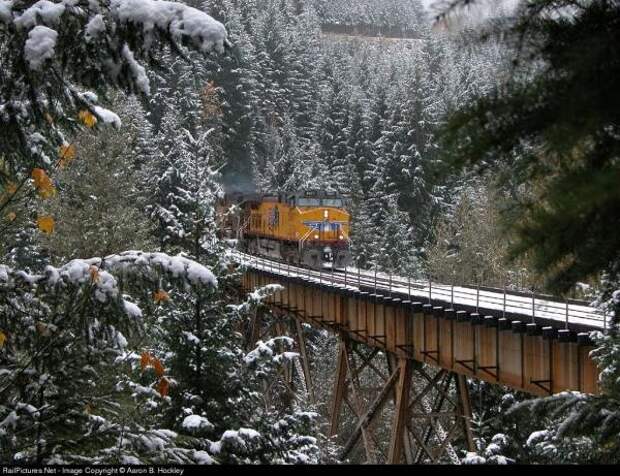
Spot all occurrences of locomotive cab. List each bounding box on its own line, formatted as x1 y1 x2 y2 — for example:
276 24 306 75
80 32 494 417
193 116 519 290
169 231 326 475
229 190 352 270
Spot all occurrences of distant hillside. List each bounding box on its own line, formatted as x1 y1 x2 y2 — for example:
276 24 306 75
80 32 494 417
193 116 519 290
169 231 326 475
320 23 423 40
312 0 428 37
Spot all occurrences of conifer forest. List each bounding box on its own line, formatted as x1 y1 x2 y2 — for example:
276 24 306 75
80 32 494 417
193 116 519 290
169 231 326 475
1 0 619 467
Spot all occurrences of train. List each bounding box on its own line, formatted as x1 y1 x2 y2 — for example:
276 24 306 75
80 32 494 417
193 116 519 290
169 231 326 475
218 191 352 269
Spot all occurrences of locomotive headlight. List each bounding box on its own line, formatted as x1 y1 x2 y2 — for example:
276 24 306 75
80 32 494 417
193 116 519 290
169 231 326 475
314 234 319 240
324 210 328 219
339 235 344 240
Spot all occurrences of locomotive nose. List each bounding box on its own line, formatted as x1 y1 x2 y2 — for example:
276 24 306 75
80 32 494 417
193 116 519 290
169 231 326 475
323 246 333 262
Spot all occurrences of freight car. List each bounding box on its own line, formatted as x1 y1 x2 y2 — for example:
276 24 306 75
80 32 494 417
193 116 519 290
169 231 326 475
219 191 351 269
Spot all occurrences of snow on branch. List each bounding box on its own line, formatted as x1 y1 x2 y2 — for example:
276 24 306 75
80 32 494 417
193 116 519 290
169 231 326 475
0 251 217 319
110 0 229 53
228 284 284 314
244 337 298 366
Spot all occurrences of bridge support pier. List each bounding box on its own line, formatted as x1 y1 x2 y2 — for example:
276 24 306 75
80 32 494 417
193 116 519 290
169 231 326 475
329 335 475 464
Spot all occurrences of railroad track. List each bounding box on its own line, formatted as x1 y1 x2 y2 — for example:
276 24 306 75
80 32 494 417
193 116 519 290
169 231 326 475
231 251 607 332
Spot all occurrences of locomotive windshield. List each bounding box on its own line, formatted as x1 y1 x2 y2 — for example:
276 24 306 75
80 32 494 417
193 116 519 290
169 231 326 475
323 198 343 207
297 197 344 207
297 198 321 207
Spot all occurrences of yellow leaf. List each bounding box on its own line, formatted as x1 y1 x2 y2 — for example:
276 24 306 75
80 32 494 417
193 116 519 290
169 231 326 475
36 215 55 234
6 212 16 222
153 289 170 303
58 144 76 161
78 110 97 128
0 330 6 348
84 403 93 415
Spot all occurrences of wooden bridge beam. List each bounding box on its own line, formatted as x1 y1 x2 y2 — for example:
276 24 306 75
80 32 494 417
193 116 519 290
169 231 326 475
388 358 413 463
330 341 348 437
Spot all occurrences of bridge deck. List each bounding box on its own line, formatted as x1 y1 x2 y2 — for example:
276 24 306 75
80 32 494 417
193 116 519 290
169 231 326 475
232 251 605 333
234 251 601 397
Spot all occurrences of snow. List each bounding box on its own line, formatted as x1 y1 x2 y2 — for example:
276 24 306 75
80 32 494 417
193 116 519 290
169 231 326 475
192 450 214 464
78 91 98 103
14 0 65 29
0 411 18 430
219 428 261 448
484 442 502 456
85 14 106 41
238 428 260 440
132 251 217 287
244 337 295 365
274 351 300 363
110 0 228 53
44 265 60 285
138 434 167 452
24 25 57 70
0 0 12 23
123 300 142 318
182 414 213 432
209 441 222 455
182 331 200 344
491 433 508 447
462 452 486 464
114 330 128 348
93 105 122 128
122 44 150 95
186 260 218 286
526 429 549 447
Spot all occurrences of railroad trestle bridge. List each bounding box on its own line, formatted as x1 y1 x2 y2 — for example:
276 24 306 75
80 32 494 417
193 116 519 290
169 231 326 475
236 252 601 464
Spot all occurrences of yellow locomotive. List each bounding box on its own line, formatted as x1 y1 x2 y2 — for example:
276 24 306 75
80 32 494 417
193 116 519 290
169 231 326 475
221 191 351 269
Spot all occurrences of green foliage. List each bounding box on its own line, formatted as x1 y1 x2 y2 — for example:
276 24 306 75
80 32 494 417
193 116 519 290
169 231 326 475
0 252 219 463
440 0 620 294
0 0 227 185
40 95 156 262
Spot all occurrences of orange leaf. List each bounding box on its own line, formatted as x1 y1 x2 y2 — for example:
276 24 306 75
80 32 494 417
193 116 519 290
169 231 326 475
31 168 56 199
140 351 152 370
38 183 57 199
36 215 55 234
78 110 97 128
89 265 100 283
157 377 169 397
35 321 51 337
152 357 165 377
153 289 170 303
6 212 16 222
0 330 6 348
31 168 47 188
58 144 76 161
6 182 17 195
